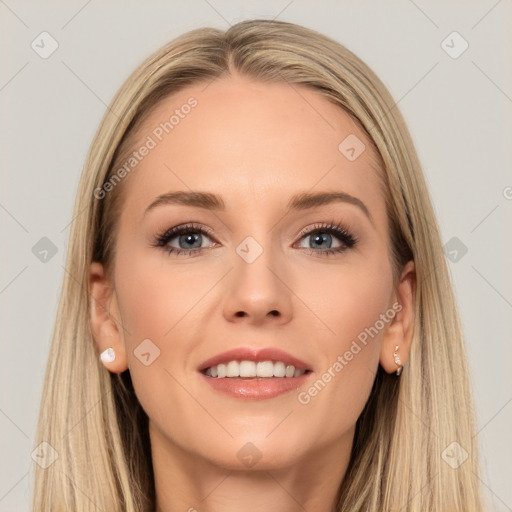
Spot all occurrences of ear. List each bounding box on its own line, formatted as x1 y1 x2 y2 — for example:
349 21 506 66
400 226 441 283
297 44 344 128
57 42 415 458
379 260 416 374
88 262 128 374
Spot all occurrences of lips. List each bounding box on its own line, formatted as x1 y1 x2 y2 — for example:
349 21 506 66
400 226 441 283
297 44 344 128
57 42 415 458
198 346 312 373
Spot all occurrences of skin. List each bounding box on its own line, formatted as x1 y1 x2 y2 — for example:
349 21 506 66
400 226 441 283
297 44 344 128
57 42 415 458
89 73 415 512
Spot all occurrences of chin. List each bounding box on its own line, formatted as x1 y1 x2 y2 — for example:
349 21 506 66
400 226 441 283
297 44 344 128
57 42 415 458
197 433 309 472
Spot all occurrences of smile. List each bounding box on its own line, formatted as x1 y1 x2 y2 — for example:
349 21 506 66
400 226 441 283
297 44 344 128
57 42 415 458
202 360 309 378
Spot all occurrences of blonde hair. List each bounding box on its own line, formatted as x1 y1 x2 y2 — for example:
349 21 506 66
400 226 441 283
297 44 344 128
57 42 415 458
32 19 483 511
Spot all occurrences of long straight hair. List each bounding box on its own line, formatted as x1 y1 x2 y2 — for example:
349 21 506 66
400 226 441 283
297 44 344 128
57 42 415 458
32 19 483 511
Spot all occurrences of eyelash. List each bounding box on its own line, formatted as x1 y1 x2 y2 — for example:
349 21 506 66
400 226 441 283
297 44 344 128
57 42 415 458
152 220 358 257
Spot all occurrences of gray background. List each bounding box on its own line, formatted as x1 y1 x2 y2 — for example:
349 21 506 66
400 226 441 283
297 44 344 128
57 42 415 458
1 1 511 510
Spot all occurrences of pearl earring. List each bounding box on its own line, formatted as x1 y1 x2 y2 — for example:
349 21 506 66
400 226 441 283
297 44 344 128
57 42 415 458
393 345 403 376
100 347 116 364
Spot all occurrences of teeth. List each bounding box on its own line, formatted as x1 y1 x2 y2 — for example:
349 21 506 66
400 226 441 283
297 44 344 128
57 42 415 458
240 360 256 377
285 365 296 378
273 361 286 377
217 363 226 378
257 361 274 377
204 360 307 378
226 360 239 377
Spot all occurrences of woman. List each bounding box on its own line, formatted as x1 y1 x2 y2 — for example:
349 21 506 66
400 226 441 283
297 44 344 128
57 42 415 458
32 19 483 511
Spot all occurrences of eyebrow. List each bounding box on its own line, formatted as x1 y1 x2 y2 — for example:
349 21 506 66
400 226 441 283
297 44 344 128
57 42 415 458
143 190 372 222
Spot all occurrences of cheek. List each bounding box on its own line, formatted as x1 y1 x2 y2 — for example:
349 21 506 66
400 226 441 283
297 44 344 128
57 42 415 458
111 246 224 371
307 247 394 353
296 252 394 431
331 261 393 345
114 250 209 343
112 253 207 437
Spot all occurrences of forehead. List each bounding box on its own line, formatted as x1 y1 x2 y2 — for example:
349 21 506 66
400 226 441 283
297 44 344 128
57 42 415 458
118 74 385 223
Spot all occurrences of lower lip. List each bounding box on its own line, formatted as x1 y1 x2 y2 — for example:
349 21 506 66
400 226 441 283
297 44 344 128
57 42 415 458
199 372 312 400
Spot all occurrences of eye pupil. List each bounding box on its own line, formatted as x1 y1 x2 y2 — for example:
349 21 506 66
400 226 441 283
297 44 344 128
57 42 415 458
180 233 201 248
312 233 331 249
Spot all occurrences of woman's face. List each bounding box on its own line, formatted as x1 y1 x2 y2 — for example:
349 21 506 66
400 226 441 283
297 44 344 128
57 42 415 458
90 74 413 475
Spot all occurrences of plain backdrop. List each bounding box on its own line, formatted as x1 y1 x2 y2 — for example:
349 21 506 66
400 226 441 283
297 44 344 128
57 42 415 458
1 1 511 510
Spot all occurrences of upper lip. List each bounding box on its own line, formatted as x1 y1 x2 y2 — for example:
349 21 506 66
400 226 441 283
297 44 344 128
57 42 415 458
198 346 312 372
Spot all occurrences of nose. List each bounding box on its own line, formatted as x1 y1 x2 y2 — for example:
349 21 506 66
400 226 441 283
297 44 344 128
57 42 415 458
222 245 293 326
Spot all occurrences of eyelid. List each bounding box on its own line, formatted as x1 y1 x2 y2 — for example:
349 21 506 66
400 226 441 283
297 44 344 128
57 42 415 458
154 222 218 246
295 217 356 237
295 221 357 248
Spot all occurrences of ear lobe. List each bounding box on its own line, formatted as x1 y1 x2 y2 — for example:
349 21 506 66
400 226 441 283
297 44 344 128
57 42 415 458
88 261 128 374
379 260 416 374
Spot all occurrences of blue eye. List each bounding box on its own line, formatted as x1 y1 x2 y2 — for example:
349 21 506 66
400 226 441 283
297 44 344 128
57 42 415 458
153 223 217 256
294 221 357 256
295 222 357 256
153 221 357 257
